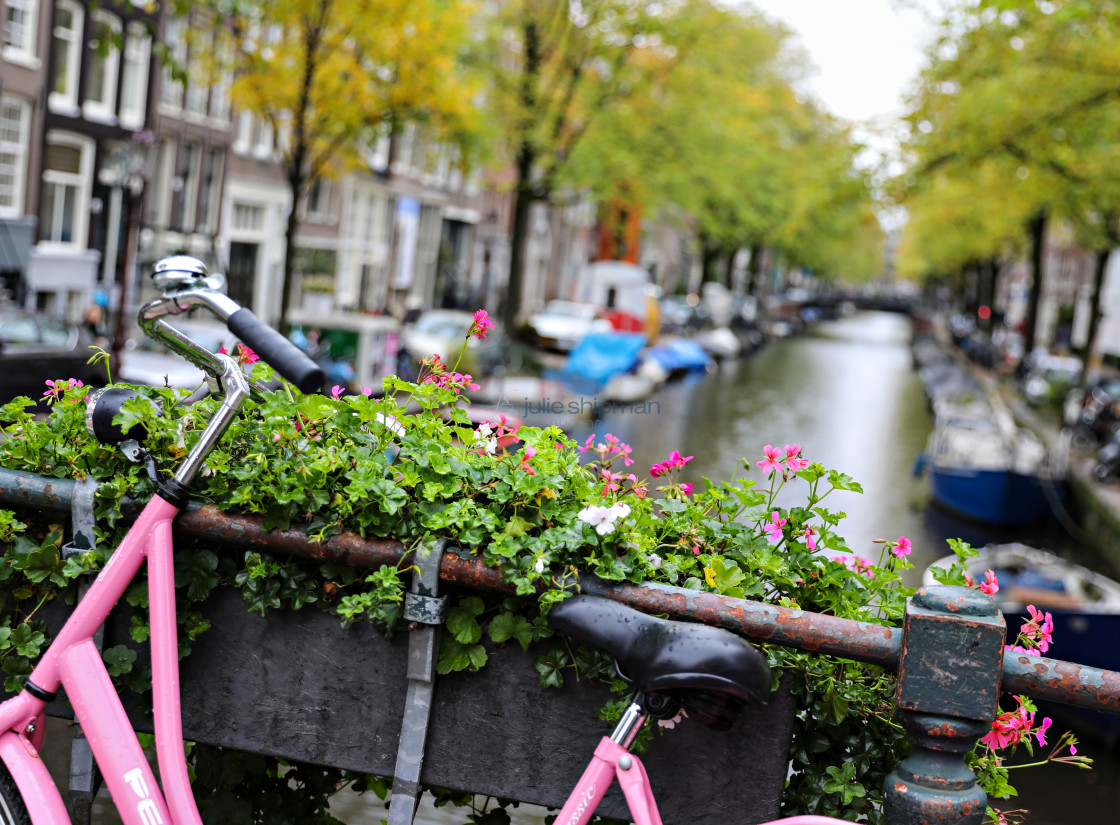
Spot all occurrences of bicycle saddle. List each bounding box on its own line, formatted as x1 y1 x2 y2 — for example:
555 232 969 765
547 594 771 729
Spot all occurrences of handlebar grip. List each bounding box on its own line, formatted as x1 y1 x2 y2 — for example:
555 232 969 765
227 308 324 394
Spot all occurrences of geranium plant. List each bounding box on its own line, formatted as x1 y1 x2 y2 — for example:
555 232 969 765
0 313 1094 824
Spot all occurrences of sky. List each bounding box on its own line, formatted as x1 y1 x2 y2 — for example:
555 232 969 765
744 0 946 126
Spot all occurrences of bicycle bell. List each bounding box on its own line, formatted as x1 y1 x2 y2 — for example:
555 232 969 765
151 255 227 294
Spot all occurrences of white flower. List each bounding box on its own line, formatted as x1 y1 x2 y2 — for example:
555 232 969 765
475 422 497 454
647 553 662 569
533 557 546 574
577 503 630 536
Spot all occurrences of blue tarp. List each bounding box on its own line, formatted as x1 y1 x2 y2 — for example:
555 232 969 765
548 332 647 391
646 339 712 373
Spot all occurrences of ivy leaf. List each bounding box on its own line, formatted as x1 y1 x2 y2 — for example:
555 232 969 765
9 623 44 657
534 648 571 689
503 515 534 538
489 612 534 651
436 637 487 673
822 763 866 805
703 556 746 597
446 596 485 644
102 644 138 677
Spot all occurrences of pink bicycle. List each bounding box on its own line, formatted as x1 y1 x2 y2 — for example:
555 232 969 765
0 255 323 824
547 594 851 825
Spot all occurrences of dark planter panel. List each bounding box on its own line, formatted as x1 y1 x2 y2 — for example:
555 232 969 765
13 587 794 824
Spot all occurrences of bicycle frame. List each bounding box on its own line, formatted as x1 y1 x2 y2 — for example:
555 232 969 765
0 494 198 825
555 702 852 825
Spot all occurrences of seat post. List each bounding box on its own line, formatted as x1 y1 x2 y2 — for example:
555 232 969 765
607 701 647 749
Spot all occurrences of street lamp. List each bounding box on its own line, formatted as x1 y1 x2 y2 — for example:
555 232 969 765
100 131 156 368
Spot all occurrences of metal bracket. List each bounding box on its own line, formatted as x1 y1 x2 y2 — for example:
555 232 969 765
61 475 103 824
61 476 98 557
388 539 447 825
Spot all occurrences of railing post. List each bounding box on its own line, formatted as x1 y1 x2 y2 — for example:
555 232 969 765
884 586 1005 825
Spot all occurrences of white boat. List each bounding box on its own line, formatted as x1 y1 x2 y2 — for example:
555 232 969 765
924 543 1120 614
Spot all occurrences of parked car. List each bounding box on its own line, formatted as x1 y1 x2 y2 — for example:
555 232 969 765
398 309 506 380
0 308 106 403
526 300 612 351
118 319 239 389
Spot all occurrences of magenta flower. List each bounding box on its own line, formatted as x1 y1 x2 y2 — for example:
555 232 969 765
891 536 912 558
1034 716 1052 746
679 482 693 495
1020 605 1054 654
650 462 667 477
331 385 345 400
763 511 787 544
757 444 784 475
519 445 537 476
470 309 496 340
980 569 999 596
666 450 693 468
783 444 810 472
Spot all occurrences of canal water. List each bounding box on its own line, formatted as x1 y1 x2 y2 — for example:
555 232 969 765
563 310 1113 825
39 311 1120 823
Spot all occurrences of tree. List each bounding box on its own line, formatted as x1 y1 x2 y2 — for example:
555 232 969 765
180 0 476 328
899 0 1120 353
472 0 695 328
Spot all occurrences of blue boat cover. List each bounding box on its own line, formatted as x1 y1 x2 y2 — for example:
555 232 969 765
647 339 713 372
556 332 646 388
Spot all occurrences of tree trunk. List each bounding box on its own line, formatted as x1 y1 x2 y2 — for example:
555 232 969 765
700 236 719 284
746 244 762 296
1024 210 1048 354
502 18 541 331
724 248 738 290
505 145 535 331
1082 218 1118 385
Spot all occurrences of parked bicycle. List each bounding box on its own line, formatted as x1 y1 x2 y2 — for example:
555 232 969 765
0 255 323 825
547 594 851 825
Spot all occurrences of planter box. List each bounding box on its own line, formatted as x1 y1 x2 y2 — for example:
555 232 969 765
15 585 794 825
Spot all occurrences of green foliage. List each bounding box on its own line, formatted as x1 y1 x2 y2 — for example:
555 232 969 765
0 369 977 822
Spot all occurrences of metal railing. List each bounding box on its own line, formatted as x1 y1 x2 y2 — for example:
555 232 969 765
2 466 1117 825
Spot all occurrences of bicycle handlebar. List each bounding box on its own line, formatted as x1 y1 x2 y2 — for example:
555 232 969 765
138 256 324 394
227 308 322 393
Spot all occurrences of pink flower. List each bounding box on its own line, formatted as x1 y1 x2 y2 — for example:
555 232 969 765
757 445 784 475
1034 716 1052 746
979 569 999 596
783 444 810 472
650 462 667 477
679 482 693 495
763 511 787 544
1020 605 1054 654
600 469 624 497
891 536 912 558
236 344 259 365
693 545 701 555
803 527 817 551
470 309 496 340
331 385 345 400
519 445 537 475
666 450 693 468
578 434 596 453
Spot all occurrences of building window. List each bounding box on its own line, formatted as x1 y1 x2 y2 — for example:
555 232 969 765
159 16 185 109
232 203 264 233
0 96 31 217
49 1 83 112
306 178 329 220
197 148 224 234
83 11 121 121
119 23 151 128
39 132 93 247
3 0 38 63
172 142 200 231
